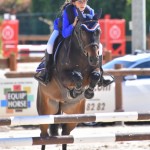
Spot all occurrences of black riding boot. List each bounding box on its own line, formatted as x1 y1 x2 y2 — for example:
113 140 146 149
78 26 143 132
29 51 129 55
34 52 54 86
98 55 114 87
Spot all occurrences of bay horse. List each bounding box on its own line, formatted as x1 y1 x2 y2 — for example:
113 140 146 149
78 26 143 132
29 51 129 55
37 10 102 150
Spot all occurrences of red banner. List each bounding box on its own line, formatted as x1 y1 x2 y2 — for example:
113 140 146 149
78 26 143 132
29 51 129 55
1 19 19 57
99 17 126 56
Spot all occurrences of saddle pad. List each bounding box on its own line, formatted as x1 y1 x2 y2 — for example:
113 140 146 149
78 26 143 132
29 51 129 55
36 61 45 72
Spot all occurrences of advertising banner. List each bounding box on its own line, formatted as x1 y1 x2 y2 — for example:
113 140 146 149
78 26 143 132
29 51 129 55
0 78 38 117
1 19 19 57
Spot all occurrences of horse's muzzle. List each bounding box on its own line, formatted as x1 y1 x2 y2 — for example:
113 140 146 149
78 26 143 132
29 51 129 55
88 56 99 66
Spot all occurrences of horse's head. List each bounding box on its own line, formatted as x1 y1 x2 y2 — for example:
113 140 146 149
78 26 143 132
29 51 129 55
74 9 102 66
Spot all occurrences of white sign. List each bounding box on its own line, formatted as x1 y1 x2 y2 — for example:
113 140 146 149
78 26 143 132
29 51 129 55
0 78 38 117
109 25 121 40
2 25 14 40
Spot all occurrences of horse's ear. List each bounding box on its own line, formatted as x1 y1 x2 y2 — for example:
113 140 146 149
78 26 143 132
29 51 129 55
93 8 102 20
76 8 85 21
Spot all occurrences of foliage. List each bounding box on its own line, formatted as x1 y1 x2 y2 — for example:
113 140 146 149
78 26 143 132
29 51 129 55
88 0 127 19
1 0 150 25
146 0 150 25
0 0 31 13
31 0 129 19
1 0 150 35
31 0 64 18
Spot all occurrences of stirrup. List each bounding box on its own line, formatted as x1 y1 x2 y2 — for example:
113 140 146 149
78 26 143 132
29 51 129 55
98 74 114 87
102 79 114 87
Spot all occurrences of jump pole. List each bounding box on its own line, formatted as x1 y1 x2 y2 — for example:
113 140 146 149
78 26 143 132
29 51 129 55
0 112 150 126
0 133 150 147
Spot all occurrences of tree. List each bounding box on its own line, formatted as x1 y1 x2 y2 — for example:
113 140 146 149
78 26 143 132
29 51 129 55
31 0 63 16
0 0 31 13
31 0 128 19
88 0 127 19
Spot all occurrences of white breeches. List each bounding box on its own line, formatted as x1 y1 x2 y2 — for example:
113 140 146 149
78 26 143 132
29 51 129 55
47 30 59 54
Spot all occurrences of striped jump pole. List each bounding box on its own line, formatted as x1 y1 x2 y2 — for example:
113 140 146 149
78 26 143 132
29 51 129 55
0 112 150 126
1 132 150 147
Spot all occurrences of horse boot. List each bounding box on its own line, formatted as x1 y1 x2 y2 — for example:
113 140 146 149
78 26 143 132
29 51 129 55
34 52 54 86
98 55 114 87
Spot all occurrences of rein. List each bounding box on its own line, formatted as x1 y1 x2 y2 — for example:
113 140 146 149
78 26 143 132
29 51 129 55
74 21 100 56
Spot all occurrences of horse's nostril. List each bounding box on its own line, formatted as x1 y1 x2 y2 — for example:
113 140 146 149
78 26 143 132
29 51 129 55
89 56 99 66
92 46 97 50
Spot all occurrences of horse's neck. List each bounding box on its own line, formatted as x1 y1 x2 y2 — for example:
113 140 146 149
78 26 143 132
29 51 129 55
70 37 84 60
71 35 83 54
57 35 88 69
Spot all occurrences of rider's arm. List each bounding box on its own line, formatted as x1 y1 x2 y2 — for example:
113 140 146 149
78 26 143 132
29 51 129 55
62 9 75 38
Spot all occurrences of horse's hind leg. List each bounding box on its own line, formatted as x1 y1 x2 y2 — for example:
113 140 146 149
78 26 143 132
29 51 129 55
37 86 59 150
61 123 77 150
84 69 101 99
49 103 61 136
61 99 85 150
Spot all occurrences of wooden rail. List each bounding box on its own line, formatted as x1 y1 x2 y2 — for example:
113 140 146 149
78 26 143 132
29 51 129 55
19 35 149 42
1 133 150 147
1 112 150 126
0 51 113 71
4 66 150 112
0 54 42 71
19 35 150 49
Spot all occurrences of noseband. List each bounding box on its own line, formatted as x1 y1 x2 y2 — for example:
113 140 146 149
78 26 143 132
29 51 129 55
74 20 100 56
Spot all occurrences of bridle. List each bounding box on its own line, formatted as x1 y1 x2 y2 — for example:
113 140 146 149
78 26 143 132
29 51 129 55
74 20 100 56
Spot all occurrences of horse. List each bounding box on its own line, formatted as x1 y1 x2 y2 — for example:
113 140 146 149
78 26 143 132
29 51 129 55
36 10 102 150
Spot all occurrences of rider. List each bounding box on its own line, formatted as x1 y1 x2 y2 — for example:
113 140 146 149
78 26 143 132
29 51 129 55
34 0 94 86
35 0 113 87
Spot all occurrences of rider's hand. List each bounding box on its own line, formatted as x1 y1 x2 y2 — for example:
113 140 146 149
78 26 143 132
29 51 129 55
72 17 78 27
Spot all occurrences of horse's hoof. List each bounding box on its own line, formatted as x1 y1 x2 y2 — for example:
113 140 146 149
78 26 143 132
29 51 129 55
70 89 78 98
69 89 82 99
84 89 94 99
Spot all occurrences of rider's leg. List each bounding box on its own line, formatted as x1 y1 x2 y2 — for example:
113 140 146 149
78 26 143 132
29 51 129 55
34 30 59 85
99 43 114 87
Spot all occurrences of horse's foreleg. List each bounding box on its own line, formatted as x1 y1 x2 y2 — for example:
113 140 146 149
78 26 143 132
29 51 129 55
84 69 101 99
62 70 83 98
69 71 83 98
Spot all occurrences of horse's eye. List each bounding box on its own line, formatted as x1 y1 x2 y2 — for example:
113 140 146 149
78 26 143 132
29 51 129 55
96 29 100 35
